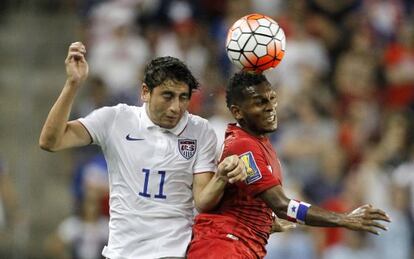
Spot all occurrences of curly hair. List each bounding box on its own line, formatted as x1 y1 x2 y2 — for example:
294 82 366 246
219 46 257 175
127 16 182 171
143 56 199 97
226 71 268 108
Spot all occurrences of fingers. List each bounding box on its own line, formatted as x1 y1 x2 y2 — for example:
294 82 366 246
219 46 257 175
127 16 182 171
346 205 391 235
353 205 392 222
218 155 247 184
227 159 247 184
364 212 391 222
66 42 87 63
69 41 86 54
364 226 380 235
223 155 239 171
365 220 388 231
367 208 391 222
358 205 391 222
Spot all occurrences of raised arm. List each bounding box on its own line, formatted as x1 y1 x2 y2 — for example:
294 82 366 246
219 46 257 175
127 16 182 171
259 185 391 235
193 155 247 213
39 42 91 152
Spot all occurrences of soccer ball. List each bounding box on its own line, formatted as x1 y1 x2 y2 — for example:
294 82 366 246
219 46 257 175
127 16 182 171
226 14 286 72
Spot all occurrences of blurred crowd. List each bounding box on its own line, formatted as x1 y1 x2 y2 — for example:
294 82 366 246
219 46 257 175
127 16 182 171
2 0 413 258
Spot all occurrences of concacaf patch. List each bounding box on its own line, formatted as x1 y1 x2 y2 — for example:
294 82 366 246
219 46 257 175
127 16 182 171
240 151 262 184
178 139 197 160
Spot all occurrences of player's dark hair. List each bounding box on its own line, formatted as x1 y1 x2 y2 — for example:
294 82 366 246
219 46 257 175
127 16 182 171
144 56 199 97
226 71 268 108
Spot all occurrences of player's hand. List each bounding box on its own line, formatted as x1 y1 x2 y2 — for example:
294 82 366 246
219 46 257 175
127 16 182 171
341 204 391 235
217 155 247 184
270 218 296 233
65 42 89 85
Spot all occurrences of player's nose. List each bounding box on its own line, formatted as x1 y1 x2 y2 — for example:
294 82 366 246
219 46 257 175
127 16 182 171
169 97 181 113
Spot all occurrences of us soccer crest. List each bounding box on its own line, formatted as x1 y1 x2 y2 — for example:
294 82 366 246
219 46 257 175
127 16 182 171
178 139 197 159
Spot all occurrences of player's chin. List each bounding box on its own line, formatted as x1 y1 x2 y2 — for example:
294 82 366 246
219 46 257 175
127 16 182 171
262 121 278 132
160 119 179 129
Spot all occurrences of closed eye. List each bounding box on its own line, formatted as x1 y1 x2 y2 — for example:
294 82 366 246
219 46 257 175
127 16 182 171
162 93 173 100
180 94 190 101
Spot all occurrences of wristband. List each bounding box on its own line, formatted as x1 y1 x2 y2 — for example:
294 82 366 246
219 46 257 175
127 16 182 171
286 199 311 224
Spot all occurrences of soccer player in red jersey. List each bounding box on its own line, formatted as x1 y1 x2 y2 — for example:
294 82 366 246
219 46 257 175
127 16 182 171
187 71 391 259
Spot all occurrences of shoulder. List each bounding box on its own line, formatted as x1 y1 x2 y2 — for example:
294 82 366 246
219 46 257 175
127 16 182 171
188 113 209 127
187 114 215 133
112 103 139 113
88 103 131 115
100 103 141 118
226 134 261 153
222 134 265 161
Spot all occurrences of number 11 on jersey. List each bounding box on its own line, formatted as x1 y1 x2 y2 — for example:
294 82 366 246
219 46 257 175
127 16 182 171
138 168 167 199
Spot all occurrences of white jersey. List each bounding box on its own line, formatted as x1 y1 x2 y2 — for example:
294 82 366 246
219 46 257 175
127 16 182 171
78 103 217 259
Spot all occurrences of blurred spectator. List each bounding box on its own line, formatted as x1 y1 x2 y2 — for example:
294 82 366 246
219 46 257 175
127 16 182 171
251 0 285 17
306 0 362 64
393 144 414 218
155 19 209 84
369 182 412 259
0 158 20 256
265 229 316 259
382 21 414 111
266 18 329 107
365 0 404 44
303 144 345 205
207 0 253 78
322 232 376 259
207 90 235 155
72 154 109 217
277 94 337 184
88 1 150 104
44 196 109 259
74 76 112 118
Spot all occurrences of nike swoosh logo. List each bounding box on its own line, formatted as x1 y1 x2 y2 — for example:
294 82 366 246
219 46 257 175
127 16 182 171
126 134 145 141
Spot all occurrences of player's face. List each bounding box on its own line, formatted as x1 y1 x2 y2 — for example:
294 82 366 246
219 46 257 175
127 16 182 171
142 80 190 129
237 81 278 136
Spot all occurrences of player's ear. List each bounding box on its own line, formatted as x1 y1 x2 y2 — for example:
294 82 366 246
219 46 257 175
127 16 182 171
141 83 150 102
230 104 243 120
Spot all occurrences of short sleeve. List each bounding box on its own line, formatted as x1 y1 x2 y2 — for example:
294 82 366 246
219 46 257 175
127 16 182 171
193 120 218 174
78 105 120 146
224 138 281 196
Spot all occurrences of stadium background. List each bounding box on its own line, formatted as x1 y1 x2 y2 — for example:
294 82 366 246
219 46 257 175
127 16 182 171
0 0 413 258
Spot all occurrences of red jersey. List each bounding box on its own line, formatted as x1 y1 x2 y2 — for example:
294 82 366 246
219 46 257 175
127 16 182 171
188 124 282 258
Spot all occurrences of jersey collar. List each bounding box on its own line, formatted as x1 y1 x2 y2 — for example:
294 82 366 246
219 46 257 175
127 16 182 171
141 103 189 136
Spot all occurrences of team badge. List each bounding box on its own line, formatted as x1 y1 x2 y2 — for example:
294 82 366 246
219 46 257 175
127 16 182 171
240 151 262 184
178 139 197 160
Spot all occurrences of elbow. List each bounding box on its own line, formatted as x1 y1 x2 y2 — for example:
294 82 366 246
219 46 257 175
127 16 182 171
194 201 208 213
38 136 57 152
194 199 216 213
195 205 210 214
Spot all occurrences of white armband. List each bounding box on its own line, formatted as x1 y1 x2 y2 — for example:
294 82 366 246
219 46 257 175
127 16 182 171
286 199 311 224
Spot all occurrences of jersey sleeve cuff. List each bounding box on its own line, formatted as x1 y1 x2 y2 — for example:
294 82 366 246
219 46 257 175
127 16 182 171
77 118 96 144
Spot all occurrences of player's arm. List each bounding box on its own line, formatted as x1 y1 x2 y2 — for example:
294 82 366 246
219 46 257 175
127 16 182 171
39 42 91 152
259 185 391 235
193 155 246 213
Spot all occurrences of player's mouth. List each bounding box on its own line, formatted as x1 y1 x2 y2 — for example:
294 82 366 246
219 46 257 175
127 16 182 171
166 114 179 120
266 114 276 122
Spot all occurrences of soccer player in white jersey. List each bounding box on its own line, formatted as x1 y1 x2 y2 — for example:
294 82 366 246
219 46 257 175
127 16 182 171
39 42 247 259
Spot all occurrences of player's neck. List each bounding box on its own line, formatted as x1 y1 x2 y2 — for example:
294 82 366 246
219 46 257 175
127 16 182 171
237 123 266 139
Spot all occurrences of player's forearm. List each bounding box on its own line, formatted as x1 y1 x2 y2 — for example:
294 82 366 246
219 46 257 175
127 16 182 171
303 205 345 227
260 186 346 227
39 80 80 151
195 174 227 212
272 203 345 227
